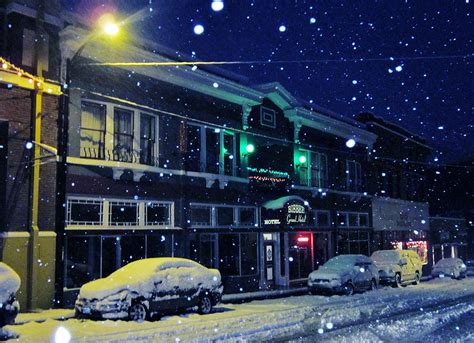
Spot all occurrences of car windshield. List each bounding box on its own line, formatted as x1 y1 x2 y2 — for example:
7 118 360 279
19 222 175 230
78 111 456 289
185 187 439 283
371 251 399 263
323 256 359 270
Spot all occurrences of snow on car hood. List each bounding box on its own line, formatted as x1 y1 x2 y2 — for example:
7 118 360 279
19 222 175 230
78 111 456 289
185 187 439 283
309 267 349 280
79 258 222 300
0 262 21 303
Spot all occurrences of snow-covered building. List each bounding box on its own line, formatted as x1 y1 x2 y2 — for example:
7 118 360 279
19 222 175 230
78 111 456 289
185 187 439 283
356 112 433 270
58 20 377 305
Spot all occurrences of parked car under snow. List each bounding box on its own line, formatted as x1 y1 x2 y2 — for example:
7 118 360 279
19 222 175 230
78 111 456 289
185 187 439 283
371 249 423 287
0 262 21 327
307 255 379 295
431 257 467 280
75 258 223 321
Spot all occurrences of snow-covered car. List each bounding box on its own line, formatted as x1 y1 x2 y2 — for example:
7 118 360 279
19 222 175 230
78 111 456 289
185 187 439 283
371 249 422 287
75 258 223 321
307 255 379 295
431 258 467 279
0 262 21 327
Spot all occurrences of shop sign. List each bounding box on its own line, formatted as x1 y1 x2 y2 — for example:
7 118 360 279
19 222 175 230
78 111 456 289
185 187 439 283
264 219 281 225
286 204 307 225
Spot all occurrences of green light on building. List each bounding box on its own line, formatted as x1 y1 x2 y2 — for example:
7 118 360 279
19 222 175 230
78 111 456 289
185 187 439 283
246 144 255 154
298 155 307 164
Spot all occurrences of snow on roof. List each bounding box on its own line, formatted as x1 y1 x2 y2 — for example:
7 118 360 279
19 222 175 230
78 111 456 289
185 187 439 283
262 196 307 210
0 262 21 303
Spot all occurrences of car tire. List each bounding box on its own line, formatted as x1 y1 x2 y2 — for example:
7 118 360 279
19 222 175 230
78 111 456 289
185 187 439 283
129 302 148 322
198 295 213 315
393 273 402 288
343 282 354 296
412 272 421 285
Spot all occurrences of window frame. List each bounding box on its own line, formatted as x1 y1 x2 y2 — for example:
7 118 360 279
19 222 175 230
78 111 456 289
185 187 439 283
336 211 370 228
260 106 276 128
79 101 107 160
346 160 362 192
186 123 237 176
189 203 258 228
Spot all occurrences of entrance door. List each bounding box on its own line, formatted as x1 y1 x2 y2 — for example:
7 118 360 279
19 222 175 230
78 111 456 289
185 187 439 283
264 243 275 284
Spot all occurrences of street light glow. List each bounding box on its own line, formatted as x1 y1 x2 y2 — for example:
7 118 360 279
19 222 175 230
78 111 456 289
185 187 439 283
103 22 119 36
246 144 255 154
298 155 307 164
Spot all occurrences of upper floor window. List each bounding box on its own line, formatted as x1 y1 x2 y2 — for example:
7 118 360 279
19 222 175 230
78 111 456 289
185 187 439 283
260 107 276 128
337 212 369 228
186 124 237 176
346 160 362 192
114 108 134 162
140 113 157 165
298 150 328 188
80 102 106 159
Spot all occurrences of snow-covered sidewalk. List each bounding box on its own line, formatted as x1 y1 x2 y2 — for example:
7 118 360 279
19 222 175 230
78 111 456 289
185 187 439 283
6 277 474 342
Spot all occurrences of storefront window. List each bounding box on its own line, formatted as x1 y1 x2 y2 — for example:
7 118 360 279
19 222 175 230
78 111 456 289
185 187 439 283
101 236 120 277
219 234 240 276
121 235 146 266
289 233 313 280
147 234 173 257
241 234 258 275
337 230 370 255
65 236 100 289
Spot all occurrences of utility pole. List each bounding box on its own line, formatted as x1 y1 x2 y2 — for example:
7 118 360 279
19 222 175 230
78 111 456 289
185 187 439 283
27 0 46 310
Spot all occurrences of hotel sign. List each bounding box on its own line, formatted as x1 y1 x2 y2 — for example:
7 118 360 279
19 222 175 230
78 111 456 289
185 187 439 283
262 197 311 227
286 204 307 224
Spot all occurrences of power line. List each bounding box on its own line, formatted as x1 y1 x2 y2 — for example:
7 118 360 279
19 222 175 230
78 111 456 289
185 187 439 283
83 53 474 67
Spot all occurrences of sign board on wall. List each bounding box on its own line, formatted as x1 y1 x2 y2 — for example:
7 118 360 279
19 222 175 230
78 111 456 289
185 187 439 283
372 197 429 232
261 196 311 228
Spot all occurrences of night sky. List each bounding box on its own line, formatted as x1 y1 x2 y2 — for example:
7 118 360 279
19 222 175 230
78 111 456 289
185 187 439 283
63 0 473 163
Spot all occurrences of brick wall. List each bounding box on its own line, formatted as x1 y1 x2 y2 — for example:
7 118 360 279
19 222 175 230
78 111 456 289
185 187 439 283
0 88 59 231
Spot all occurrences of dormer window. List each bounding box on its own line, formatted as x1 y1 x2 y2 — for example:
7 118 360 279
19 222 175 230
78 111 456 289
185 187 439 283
260 107 276 128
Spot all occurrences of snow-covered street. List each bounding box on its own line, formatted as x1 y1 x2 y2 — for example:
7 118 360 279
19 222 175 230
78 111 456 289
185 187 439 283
6 277 474 342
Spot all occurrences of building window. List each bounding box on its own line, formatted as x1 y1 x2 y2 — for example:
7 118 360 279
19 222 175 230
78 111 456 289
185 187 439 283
140 113 157 165
260 107 276 128
298 150 327 188
314 210 330 228
146 202 172 226
190 206 213 226
219 233 258 276
189 204 258 228
217 207 234 226
114 108 134 162
186 125 202 172
67 198 103 226
80 102 106 159
110 201 139 226
223 132 236 176
337 231 370 255
186 124 237 176
346 160 362 192
311 152 328 188
337 212 369 228
239 207 257 227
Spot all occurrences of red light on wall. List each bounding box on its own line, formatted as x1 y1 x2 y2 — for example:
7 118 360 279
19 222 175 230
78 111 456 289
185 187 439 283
297 236 309 243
